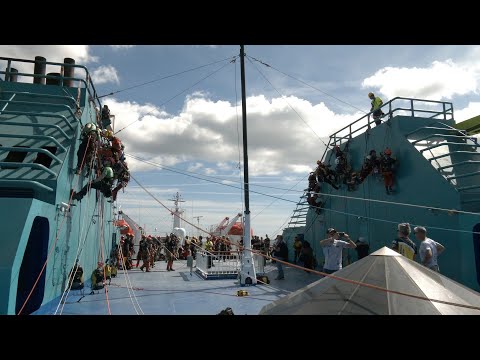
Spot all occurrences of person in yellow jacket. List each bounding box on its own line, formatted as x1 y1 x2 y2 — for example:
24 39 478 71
368 92 385 126
293 237 303 263
90 262 105 294
104 262 112 285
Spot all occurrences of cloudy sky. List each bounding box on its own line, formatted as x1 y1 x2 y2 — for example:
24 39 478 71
2 45 480 237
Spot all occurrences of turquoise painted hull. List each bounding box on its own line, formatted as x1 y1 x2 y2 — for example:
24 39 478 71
284 101 480 291
0 68 117 314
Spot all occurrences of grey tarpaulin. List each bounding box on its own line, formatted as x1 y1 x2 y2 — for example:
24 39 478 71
259 247 480 315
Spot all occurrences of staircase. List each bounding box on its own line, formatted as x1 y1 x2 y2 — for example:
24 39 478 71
406 121 480 210
286 190 309 229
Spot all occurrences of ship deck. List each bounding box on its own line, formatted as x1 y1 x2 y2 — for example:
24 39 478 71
33 260 319 315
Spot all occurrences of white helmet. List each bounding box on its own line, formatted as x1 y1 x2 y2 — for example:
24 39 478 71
82 122 97 136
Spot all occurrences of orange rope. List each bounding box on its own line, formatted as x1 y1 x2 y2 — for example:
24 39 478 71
127 171 480 312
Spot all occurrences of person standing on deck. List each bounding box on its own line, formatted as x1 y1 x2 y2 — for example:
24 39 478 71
414 226 445 272
368 92 385 126
293 236 303 264
272 235 288 280
392 223 417 260
320 228 356 274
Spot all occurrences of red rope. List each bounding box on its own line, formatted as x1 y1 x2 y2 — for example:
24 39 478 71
128 172 480 312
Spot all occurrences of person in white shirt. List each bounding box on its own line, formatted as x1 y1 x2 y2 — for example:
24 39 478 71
320 228 356 274
414 226 445 272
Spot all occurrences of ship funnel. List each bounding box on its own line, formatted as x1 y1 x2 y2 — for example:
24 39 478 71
33 56 46 84
46 72 62 86
5 68 18 82
63 57 75 87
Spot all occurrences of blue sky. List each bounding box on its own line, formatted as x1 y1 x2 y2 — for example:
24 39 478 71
3 45 480 237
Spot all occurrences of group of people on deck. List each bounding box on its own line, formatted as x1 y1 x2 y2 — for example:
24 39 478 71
270 221 444 280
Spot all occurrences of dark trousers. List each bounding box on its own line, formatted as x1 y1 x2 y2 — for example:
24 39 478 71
76 180 112 200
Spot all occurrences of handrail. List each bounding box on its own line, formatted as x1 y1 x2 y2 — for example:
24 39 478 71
419 142 480 153
0 90 77 106
0 179 54 193
427 151 480 162
446 171 480 181
0 134 66 151
0 56 102 110
437 161 480 171
411 134 475 145
0 162 57 177
0 122 70 144
0 99 79 122
0 110 75 131
329 97 454 146
0 146 62 164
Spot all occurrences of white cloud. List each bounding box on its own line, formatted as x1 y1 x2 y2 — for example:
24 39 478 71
187 162 204 172
362 58 480 101
110 45 135 50
0 45 97 80
454 102 480 122
91 65 120 85
108 94 360 176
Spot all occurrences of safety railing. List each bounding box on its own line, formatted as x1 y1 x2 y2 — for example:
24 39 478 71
195 248 267 279
329 97 454 148
0 56 102 110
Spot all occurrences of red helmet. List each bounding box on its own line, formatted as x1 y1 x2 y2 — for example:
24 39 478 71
384 148 392 155
112 137 122 151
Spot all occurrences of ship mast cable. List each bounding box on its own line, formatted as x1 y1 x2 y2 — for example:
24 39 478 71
246 56 329 148
125 152 480 221
97 55 238 99
234 57 244 215
125 153 480 236
114 58 237 135
55 154 98 314
17 135 94 315
127 171 480 312
246 55 367 115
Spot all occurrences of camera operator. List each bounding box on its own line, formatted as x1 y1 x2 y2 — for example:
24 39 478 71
319 228 356 274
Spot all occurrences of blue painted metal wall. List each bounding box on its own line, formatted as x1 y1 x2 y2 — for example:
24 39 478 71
0 81 117 314
298 115 480 291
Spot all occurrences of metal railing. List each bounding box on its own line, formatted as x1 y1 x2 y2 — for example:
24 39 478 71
195 249 266 278
0 56 102 109
320 97 454 161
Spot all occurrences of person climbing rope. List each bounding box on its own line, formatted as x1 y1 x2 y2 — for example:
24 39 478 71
75 122 98 176
111 161 130 201
71 158 115 201
368 92 385 126
380 147 397 194
101 105 113 131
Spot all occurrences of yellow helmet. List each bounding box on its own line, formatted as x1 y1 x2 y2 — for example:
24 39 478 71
368 92 374 98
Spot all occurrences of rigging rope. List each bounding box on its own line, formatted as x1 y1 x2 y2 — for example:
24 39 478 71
125 153 480 235
126 170 480 312
246 56 329 147
246 54 367 114
97 55 238 99
114 58 237 135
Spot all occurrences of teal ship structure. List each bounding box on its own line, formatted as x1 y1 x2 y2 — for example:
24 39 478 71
0 56 117 314
283 97 480 292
